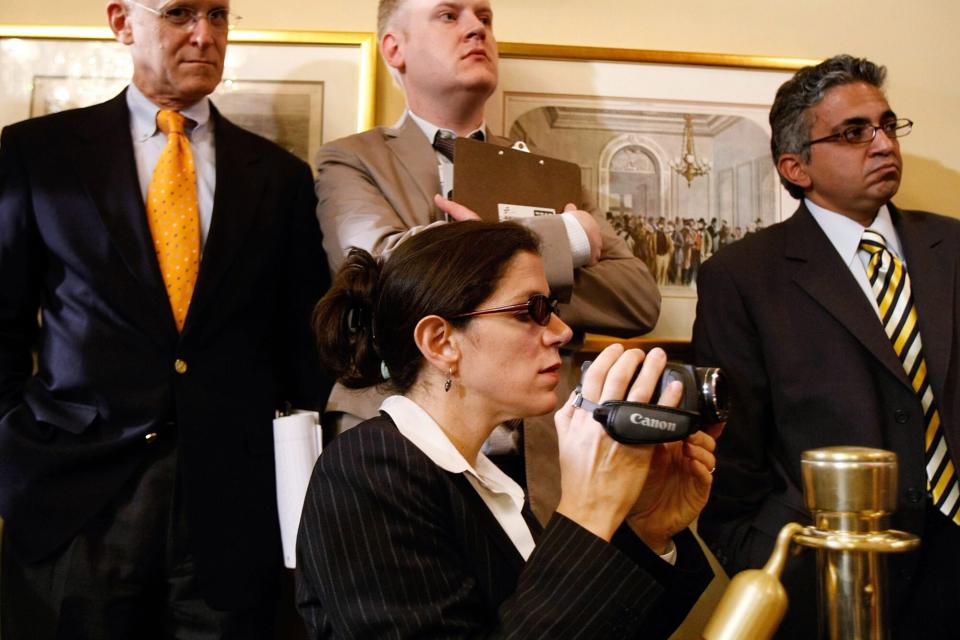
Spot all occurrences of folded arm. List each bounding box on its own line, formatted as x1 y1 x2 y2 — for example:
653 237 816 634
315 141 447 275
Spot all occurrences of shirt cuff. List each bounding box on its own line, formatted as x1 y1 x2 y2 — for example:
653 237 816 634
560 211 591 269
659 539 677 566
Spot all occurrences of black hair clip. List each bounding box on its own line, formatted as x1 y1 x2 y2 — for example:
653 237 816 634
346 304 367 333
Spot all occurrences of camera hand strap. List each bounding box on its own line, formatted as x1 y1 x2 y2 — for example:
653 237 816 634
573 391 700 444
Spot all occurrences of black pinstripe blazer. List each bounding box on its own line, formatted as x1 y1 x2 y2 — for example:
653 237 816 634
296 414 712 639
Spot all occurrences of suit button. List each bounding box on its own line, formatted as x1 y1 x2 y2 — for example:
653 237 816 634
906 487 922 503
174 359 188 374
894 409 909 424
145 432 159 444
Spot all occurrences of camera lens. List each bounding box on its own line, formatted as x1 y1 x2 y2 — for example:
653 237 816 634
698 367 729 423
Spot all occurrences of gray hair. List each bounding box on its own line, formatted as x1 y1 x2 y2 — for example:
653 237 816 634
770 54 887 199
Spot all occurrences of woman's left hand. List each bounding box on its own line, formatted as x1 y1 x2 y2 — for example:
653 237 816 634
626 423 723 554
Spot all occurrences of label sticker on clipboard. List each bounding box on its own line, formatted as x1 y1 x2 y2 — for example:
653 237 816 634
498 203 557 221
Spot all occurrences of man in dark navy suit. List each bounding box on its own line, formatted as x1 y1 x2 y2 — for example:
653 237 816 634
694 55 960 638
0 1 329 637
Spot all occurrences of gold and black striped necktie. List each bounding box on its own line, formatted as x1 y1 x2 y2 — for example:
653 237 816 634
860 229 959 524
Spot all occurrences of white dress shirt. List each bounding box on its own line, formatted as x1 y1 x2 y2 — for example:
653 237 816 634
380 395 678 565
381 395 536 560
806 199 904 318
126 83 216 250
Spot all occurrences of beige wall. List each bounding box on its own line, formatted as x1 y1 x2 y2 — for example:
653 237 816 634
3 0 959 216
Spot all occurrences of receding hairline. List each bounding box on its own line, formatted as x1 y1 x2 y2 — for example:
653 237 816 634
378 0 410 40
378 0 494 39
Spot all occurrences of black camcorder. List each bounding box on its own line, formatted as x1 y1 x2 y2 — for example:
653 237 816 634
574 361 728 445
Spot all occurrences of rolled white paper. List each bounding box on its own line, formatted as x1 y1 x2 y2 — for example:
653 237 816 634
273 410 322 569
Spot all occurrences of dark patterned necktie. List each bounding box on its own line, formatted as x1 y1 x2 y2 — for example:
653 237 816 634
432 129 485 162
860 229 959 524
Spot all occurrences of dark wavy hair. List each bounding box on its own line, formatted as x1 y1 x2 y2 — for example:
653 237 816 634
770 54 886 199
312 221 541 393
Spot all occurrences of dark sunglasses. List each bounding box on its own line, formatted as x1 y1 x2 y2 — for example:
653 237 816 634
450 294 559 326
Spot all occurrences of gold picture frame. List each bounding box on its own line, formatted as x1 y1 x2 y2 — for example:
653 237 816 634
0 25 377 165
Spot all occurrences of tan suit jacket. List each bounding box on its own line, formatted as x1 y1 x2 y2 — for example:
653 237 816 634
315 114 660 521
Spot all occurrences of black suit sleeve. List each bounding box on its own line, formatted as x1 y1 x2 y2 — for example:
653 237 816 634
274 158 331 411
296 422 711 639
692 255 782 573
0 125 43 418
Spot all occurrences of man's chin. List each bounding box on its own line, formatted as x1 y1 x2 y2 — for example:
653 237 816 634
458 65 497 91
871 178 901 202
175 77 223 103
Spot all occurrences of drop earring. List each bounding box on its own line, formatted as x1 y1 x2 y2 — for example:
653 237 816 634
444 368 452 393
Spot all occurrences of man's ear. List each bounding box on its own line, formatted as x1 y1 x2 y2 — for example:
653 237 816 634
777 153 812 193
412 315 460 375
381 31 405 76
107 1 134 44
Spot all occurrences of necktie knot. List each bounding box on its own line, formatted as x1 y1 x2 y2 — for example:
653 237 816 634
157 110 187 136
432 129 485 162
859 228 889 256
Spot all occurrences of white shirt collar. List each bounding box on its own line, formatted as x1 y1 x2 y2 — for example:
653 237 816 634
126 83 212 143
380 395 526 510
806 199 903 264
405 110 486 146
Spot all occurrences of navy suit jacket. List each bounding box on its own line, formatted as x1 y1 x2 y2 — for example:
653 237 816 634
693 202 960 637
0 90 330 608
296 414 712 639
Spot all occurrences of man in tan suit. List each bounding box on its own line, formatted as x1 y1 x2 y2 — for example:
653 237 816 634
315 0 660 521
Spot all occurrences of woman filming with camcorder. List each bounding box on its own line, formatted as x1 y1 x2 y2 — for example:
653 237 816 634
296 220 721 639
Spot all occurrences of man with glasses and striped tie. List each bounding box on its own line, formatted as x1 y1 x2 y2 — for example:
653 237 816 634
692 54 960 639
0 1 330 638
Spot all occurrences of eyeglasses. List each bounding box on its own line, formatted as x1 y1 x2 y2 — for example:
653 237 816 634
805 118 913 147
450 294 559 327
127 0 241 31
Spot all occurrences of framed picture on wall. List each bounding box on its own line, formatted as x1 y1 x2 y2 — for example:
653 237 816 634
0 25 377 165
487 44 817 340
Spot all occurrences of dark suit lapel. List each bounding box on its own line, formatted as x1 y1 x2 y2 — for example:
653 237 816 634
69 90 175 333
786 204 912 390
448 473 526 570
183 109 262 332
384 116 442 213
894 204 956 403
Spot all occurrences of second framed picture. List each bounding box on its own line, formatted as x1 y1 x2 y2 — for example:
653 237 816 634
487 44 816 339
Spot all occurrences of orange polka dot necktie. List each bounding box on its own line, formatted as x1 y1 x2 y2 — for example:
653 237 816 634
861 229 960 525
147 110 200 332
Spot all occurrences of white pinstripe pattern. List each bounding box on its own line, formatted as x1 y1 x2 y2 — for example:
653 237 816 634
294 416 712 638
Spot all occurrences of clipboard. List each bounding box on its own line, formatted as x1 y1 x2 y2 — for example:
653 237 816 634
453 137 581 223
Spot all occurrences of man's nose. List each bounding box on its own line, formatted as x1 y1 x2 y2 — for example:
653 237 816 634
190 14 217 46
870 125 897 153
463 13 488 40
